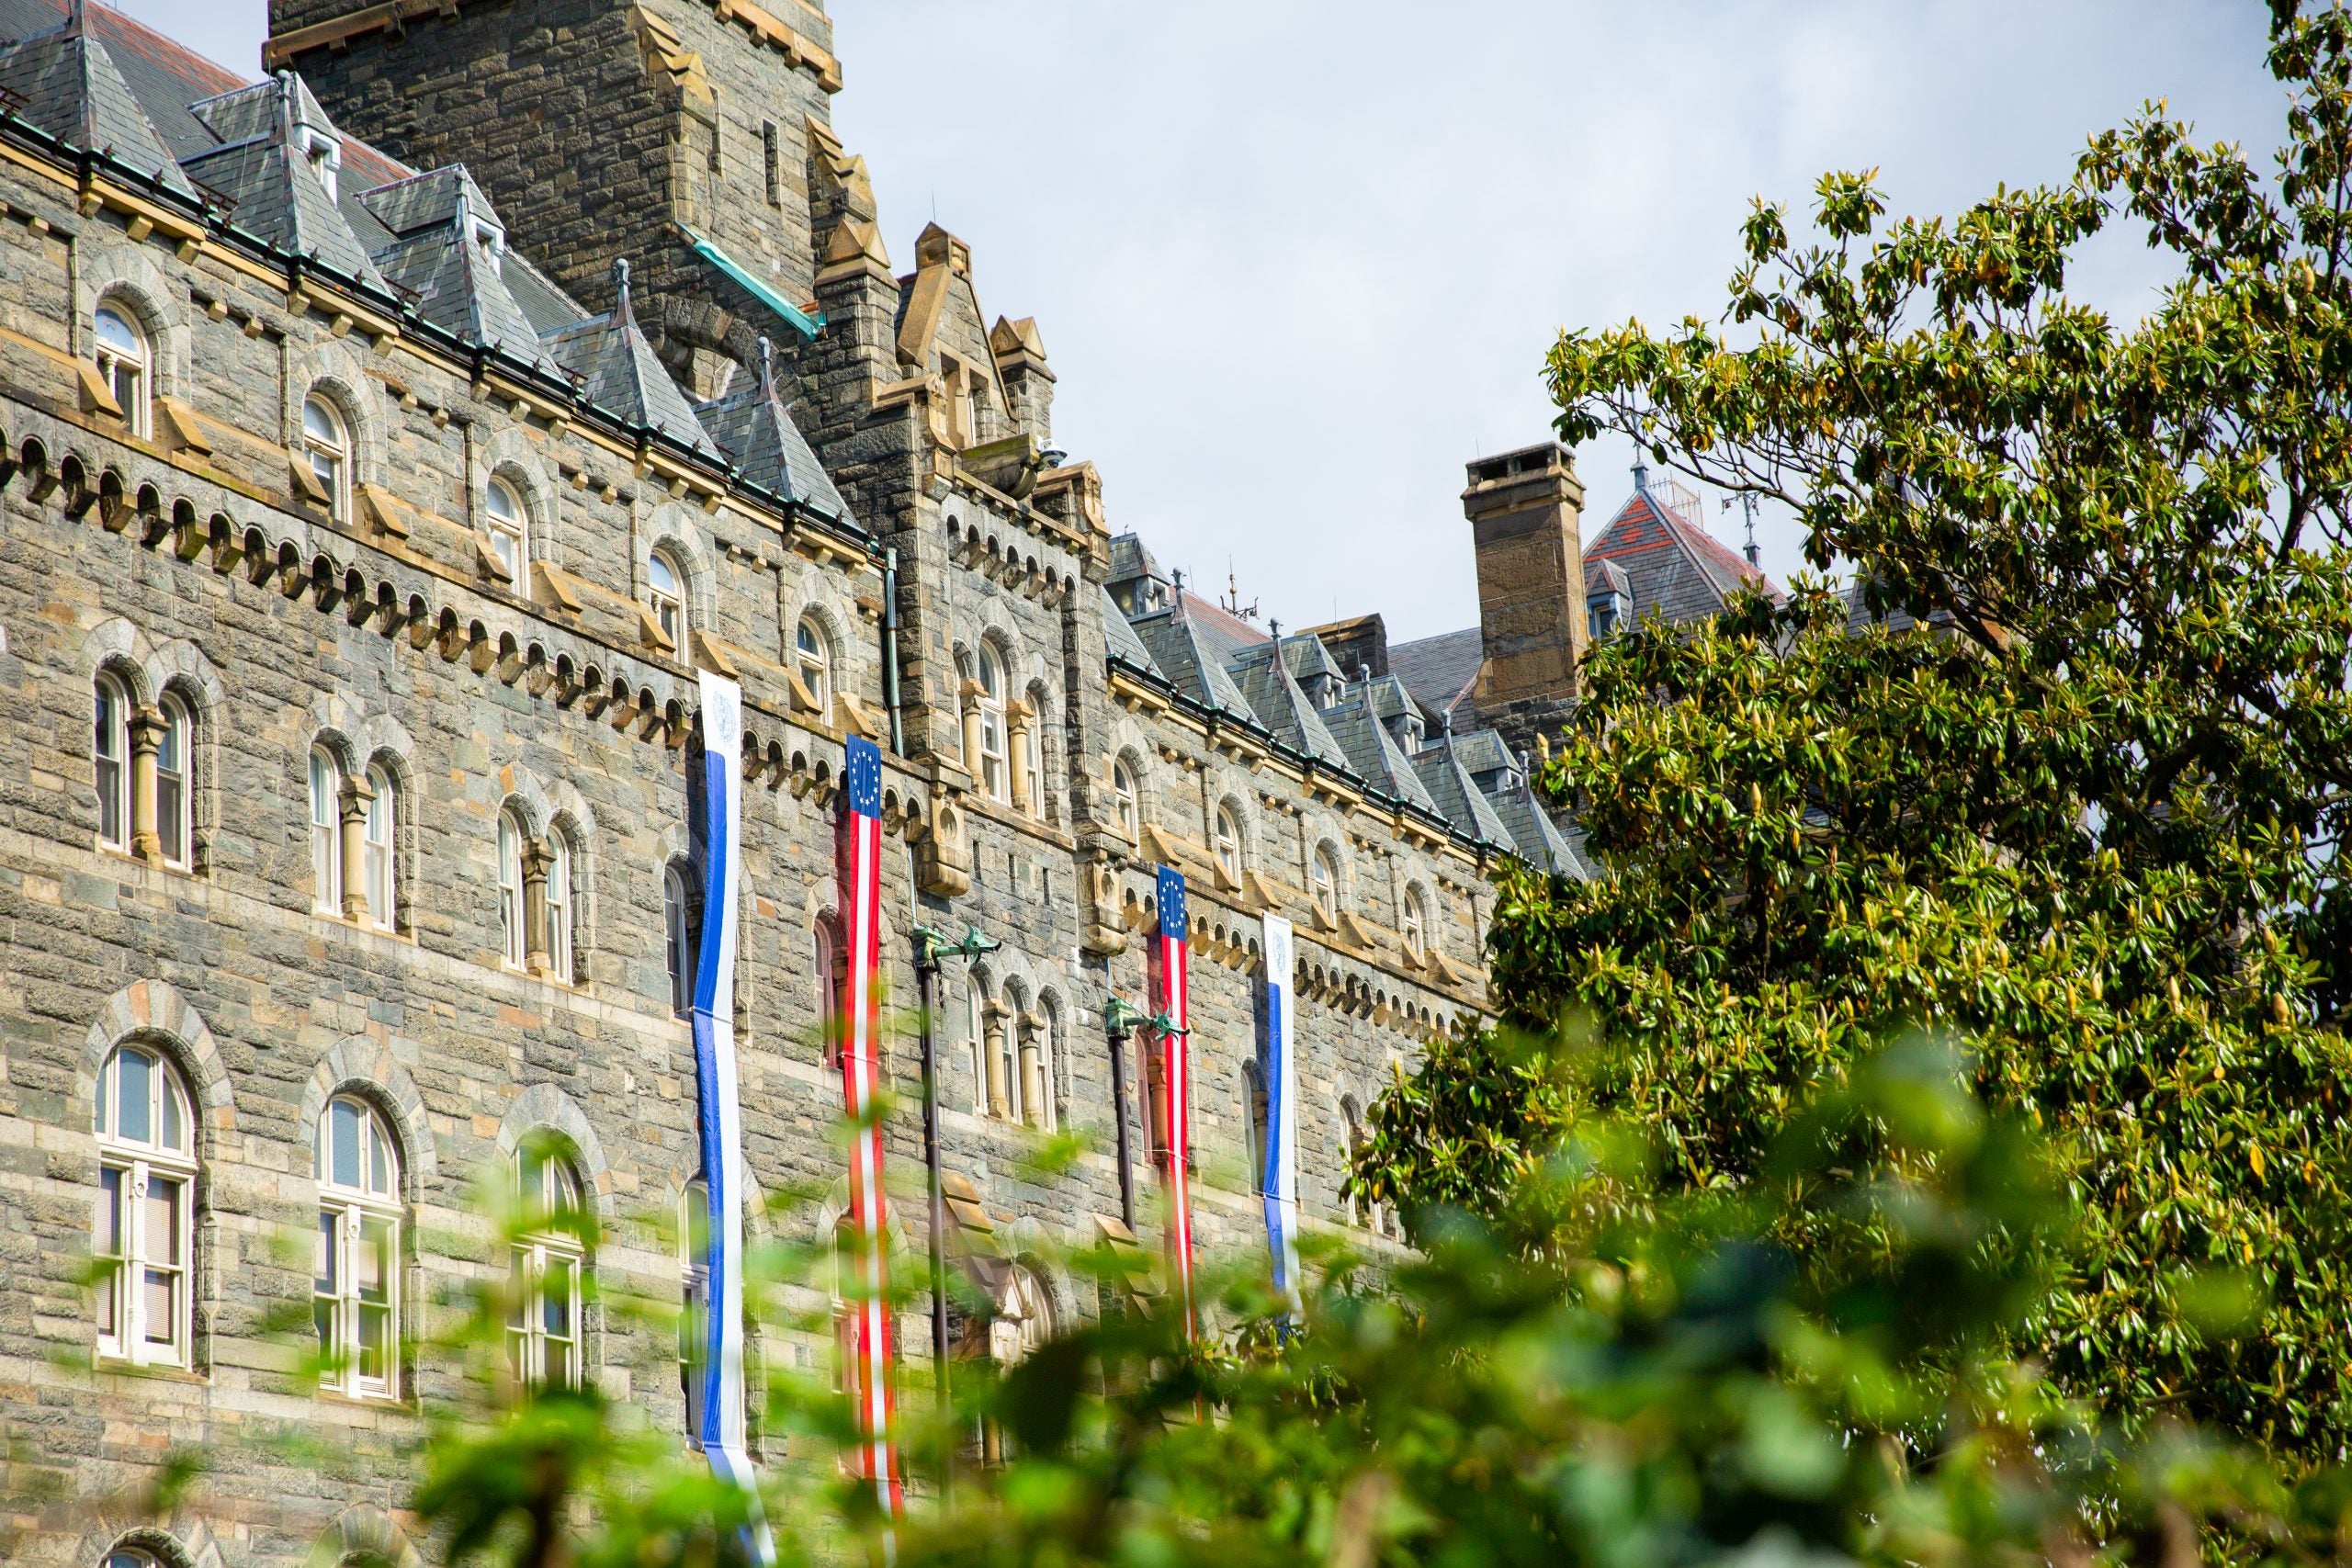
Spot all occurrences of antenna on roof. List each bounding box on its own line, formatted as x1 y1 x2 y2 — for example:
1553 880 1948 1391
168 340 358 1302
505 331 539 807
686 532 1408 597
1217 559 1259 623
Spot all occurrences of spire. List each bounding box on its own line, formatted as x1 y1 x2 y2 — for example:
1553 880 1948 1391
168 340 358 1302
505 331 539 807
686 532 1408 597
613 256 634 329
1631 458 1649 495
62 0 86 39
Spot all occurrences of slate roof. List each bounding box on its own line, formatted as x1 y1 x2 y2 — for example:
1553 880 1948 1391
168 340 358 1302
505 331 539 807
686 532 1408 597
695 339 852 520
0 3 197 198
1325 686 1439 814
1492 784 1587 877
1131 607 1260 724
364 168 546 352
1227 639 1350 768
179 78 385 290
1101 586 1162 678
1387 626 1481 730
542 261 715 456
1586 478 1784 627
1413 743 1513 849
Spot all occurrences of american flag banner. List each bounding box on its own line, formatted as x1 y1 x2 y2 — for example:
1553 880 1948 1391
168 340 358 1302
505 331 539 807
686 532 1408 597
836 735 902 1517
1152 864 1196 1335
1260 914 1301 1318
689 672 775 1565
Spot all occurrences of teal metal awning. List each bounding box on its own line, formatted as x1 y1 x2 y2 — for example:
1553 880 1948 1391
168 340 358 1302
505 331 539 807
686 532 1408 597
682 225 826 340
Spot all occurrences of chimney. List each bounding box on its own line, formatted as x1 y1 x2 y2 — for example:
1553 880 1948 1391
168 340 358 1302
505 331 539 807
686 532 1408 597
1462 441 1586 754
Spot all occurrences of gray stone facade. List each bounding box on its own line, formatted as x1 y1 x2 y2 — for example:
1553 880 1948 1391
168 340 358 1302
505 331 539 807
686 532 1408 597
0 2 1582 1564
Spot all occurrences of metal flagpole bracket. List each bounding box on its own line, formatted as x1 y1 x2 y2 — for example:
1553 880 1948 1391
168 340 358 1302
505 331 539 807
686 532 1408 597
913 921 999 970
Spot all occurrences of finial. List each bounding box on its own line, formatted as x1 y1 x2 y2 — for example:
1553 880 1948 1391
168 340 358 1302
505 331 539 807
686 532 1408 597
63 0 86 39
1173 569 1185 593
1631 457 1649 493
756 334 775 398
612 257 632 325
1268 618 1281 641
1356 662 1371 686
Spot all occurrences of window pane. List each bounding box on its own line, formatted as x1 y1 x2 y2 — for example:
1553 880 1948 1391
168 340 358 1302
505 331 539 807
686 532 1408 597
315 1209 339 1293
161 1069 184 1152
303 397 338 444
369 1117 390 1195
544 1256 575 1337
326 1099 357 1188
118 1050 152 1145
146 1176 182 1266
97 1167 124 1258
358 1300 390 1384
142 1267 175 1348
157 773 184 865
508 1249 529 1332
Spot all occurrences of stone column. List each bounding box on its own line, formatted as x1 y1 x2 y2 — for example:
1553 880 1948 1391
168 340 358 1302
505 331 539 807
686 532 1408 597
126 705 164 863
959 680 985 779
338 773 376 922
1007 699 1035 818
981 999 1010 1120
522 837 554 975
1017 1012 1046 1128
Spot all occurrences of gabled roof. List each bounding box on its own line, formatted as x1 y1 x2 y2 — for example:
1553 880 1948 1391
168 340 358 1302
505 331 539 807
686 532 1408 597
1387 625 1482 730
542 259 715 456
1101 586 1162 678
695 336 852 520
0 2 196 198
1227 639 1349 768
1586 475 1784 627
1131 606 1260 723
179 75 385 291
1490 784 1589 879
1413 742 1513 849
364 166 544 352
1325 685 1439 814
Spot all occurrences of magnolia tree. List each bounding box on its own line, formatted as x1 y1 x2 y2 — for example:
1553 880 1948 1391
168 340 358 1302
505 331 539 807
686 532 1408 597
1359 0 2352 1464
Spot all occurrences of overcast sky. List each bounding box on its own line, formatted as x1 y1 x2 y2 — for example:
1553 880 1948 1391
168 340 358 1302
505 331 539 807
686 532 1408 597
132 1 2282 641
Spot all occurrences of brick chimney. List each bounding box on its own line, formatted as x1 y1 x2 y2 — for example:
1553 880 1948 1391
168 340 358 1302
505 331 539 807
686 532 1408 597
1462 442 1585 754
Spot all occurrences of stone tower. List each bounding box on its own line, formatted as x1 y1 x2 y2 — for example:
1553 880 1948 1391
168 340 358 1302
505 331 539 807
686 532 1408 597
1461 441 1587 757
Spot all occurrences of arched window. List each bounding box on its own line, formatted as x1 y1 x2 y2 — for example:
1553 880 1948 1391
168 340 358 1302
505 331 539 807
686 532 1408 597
310 746 343 915
484 476 526 582
94 672 130 852
94 299 150 438
817 916 847 1067
510 1143 585 1390
302 393 352 523
1214 805 1243 881
1401 886 1429 961
94 1043 196 1366
995 1264 1054 1363
680 1179 709 1444
315 1094 401 1398
155 694 192 871
664 861 697 1019
975 645 1009 802
997 991 1024 1124
1111 757 1139 842
1244 1061 1269 1196
1022 691 1046 815
363 764 396 931
498 807 527 968
796 615 832 719
649 549 684 646
1340 1097 1364 1227
105 1549 165 1568
964 983 986 1116
1310 845 1339 922
546 826 577 985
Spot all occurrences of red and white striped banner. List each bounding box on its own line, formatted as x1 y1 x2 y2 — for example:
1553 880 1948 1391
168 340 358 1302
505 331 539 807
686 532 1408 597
837 737 901 1517
1153 865 1195 1335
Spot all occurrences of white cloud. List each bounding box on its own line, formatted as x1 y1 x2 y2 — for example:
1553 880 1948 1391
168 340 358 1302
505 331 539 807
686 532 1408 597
130 0 2284 637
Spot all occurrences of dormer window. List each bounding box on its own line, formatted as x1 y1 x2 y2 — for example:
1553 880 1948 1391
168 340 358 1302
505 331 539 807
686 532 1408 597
471 217 506 278
1588 591 1627 639
298 126 342 202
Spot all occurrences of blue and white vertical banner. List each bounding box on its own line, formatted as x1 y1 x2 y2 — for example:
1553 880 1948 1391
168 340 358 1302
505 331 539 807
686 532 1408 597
1260 914 1301 1316
690 671 774 1565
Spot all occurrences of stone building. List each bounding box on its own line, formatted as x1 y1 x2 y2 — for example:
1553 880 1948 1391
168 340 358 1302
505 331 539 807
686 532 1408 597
0 2 1652 1564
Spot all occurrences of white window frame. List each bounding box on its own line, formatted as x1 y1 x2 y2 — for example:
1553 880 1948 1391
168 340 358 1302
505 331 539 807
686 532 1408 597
1214 806 1243 881
650 550 685 646
1034 1010 1057 1133
94 1043 196 1368
94 672 130 852
998 995 1024 1123
1402 887 1428 960
1111 758 1139 842
484 476 527 583
509 1147 585 1391
680 1178 709 1445
797 615 832 719
302 393 353 523
1310 846 1338 921
976 647 1010 802
155 694 192 871
546 828 576 985
363 764 396 931
315 1094 401 1400
498 807 526 969
665 862 697 1019
966 985 986 1116
310 746 343 915
94 299 150 439
1023 695 1046 815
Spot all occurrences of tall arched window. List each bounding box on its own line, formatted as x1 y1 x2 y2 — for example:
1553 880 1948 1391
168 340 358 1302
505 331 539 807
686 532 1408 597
155 694 192 871
105 1548 165 1568
498 807 527 968
1244 1061 1269 1196
1022 691 1046 815
964 984 986 1116
1310 845 1339 922
817 916 847 1068
94 1043 196 1366
302 393 352 523
1214 805 1243 881
315 1094 401 1399
510 1143 585 1391
1401 887 1429 961
649 549 685 646
997 990 1024 1124
94 299 150 438
546 826 576 985
680 1179 709 1444
1340 1097 1364 1227
1111 757 1139 842
484 476 527 582
664 861 697 1018
363 764 397 931
796 615 832 718
310 746 344 914
94 672 130 852
975 645 1009 802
